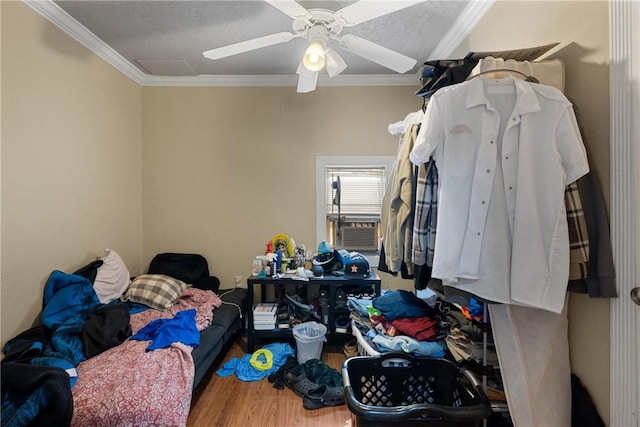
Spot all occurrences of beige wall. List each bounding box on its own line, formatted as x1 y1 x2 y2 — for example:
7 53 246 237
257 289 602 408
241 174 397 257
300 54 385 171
0 1 143 343
141 86 419 292
453 1 612 423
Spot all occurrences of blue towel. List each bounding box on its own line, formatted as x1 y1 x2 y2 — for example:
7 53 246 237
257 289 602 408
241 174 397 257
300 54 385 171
216 342 294 381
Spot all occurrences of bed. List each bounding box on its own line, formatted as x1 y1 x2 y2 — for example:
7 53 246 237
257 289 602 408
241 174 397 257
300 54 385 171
1 251 247 427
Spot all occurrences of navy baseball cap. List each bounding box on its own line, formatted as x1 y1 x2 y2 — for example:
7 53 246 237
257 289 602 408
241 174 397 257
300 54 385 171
344 253 370 278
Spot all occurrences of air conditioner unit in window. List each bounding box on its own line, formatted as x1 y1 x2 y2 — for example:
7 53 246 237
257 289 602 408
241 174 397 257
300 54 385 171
336 221 379 251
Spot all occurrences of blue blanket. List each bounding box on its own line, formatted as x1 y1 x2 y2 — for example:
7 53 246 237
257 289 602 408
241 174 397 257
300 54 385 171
2 271 105 427
32 270 103 386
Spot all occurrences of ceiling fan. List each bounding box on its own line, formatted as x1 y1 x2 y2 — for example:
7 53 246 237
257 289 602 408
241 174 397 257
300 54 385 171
202 0 427 93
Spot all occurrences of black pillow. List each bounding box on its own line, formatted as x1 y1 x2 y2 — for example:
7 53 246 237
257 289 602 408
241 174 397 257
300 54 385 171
147 253 220 292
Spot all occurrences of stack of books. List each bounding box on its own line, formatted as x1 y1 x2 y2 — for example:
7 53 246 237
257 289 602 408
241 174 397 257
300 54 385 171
253 302 277 330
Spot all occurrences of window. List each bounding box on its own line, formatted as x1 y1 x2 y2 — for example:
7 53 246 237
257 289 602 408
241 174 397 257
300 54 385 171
316 156 394 261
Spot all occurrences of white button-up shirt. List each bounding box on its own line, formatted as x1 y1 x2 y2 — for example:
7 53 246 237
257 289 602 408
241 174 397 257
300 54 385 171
410 76 589 313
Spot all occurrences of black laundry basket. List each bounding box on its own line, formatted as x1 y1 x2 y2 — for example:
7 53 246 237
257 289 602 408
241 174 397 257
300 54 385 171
342 353 491 427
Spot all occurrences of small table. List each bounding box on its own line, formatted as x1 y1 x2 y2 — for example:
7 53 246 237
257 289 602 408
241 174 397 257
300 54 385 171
246 272 381 352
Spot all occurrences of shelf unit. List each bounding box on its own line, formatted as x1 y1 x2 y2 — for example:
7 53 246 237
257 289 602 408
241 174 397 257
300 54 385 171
246 272 381 352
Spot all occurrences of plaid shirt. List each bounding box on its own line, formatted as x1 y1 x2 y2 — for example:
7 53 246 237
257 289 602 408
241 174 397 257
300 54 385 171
566 181 590 279
412 157 438 267
411 166 588 280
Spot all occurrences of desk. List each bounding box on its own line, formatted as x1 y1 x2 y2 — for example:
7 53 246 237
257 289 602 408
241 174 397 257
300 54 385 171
246 272 381 352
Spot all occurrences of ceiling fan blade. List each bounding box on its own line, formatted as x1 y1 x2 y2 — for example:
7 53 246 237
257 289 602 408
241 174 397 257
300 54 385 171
296 61 318 93
334 0 428 27
203 32 295 60
339 34 417 73
264 0 312 21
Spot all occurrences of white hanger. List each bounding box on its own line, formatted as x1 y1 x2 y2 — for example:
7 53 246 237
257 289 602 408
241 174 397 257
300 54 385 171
388 109 424 136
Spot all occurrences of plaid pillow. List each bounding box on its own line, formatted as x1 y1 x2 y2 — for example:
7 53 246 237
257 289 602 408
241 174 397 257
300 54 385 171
121 274 188 310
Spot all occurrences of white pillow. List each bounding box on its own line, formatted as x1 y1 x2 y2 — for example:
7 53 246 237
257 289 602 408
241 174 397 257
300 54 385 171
93 249 131 304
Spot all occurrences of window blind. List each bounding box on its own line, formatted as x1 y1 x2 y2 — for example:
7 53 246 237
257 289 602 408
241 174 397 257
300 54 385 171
325 167 386 216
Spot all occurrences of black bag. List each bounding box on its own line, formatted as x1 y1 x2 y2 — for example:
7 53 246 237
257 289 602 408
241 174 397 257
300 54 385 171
415 58 479 98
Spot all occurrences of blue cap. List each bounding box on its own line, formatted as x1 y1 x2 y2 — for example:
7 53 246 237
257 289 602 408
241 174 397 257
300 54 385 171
317 240 332 253
344 253 370 278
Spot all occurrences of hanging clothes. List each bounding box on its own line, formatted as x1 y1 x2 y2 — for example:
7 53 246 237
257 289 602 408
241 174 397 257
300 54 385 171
567 169 617 297
412 157 438 268
411 156 439 290
565 181 590 278
409 71 589 427
387 110 424 136
380 123 420 276
489 298 571 427
410 75 589 314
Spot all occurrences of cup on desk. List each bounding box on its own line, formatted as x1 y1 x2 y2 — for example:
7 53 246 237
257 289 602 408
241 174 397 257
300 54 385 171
252 258 263 277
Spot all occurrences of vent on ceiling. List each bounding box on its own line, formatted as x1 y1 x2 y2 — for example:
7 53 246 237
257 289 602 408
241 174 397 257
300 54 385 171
135 59 196 76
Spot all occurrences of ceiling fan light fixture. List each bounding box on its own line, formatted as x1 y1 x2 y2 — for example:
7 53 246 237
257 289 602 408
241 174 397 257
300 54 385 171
296 60 319 93
325 49 347 78
303 41 326 72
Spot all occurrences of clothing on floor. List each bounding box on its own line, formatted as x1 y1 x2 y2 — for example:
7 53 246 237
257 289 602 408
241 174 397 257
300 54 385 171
217 342 294 382
267 356 343 390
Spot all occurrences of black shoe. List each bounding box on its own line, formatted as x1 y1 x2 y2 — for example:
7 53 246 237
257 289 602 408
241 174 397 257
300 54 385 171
335 288 347 309
335 314 350 334
302 385 345 410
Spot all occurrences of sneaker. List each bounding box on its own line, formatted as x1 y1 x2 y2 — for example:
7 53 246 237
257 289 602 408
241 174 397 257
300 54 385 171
335 314 350 334
318 287 329 305
276 306 289 326
343 338 358 358
335 288 347 309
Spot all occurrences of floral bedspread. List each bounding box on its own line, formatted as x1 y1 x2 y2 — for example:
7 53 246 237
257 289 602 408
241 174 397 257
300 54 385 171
71 288 223 427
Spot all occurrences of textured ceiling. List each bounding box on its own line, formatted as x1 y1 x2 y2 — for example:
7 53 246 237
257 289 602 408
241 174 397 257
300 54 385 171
38 0 492 85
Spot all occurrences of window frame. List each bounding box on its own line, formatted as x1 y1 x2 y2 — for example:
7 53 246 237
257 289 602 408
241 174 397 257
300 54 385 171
315 155 395 259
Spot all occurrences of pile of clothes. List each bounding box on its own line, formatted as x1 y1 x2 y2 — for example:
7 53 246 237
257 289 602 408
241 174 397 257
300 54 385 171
349 289 495 364
350 289 446 357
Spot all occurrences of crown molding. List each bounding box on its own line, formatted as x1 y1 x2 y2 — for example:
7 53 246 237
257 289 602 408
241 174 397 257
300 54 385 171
140 73 419 87
427 0 495 61
23 0 148 84
23 0 491 88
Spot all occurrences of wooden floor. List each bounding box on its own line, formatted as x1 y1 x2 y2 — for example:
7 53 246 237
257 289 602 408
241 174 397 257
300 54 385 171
187 335 354 427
